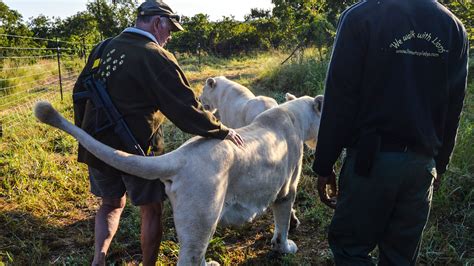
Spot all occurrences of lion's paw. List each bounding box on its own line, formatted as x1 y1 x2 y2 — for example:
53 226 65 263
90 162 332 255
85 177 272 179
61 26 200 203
206 260 220 266
284 239 298 254
271 237 298 254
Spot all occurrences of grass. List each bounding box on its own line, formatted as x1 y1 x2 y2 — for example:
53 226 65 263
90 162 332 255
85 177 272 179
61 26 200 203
0 57 82 112
0 50 472 265
418 57 474 265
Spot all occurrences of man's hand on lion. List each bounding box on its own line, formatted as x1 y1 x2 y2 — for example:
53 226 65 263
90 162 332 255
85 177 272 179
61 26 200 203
317 170 338 209
225 129 245 148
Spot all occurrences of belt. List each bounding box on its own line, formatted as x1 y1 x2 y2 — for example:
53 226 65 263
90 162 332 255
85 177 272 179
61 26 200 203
379 139 426 154
380 141 410 152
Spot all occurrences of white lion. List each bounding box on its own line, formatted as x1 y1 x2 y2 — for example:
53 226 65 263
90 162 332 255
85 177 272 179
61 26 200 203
200 76 278 128
34 94 323 266
201 78 302 230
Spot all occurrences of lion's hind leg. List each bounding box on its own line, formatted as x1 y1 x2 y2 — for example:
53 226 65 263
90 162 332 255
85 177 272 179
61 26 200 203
172 180 225 265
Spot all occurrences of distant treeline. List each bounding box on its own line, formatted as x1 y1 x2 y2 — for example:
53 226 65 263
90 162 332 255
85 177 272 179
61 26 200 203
0 0 472 57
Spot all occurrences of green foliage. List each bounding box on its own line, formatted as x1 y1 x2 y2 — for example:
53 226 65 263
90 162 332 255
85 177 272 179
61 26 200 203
169 14 272 57
247 15 283 49
56 12 101 45
168 13 213 53
211 16 248 57
271 0 335 49
1 0 472 57
0 2 35 50
417 67 473 265
28 15 53 39
297 12 335 60
86 0 138 38
255 48 329 96
320 0 358 25
440 0 474 48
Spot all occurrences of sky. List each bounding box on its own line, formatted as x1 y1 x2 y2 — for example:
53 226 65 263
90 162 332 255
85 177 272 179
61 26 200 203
3 0 275 22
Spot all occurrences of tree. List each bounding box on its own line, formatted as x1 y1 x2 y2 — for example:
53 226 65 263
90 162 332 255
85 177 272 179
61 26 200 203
56 11 101 52
439 0 474 48
297 12 334 60
27 15 56 49
86 0 138 38
245 8 272 20
168 14 213 53
248 16 282 49
321 0 358 25
0 2 34 53
271 0 334 51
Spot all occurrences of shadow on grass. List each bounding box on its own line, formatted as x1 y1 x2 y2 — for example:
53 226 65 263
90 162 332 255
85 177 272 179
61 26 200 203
0 210 94 264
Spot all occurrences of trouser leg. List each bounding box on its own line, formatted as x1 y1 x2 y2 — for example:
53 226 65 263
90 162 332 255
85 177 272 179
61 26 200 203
329 150 413 266
378 158 434 266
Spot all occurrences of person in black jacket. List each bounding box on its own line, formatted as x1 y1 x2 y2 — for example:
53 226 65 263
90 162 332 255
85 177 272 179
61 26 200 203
73 1 244 265
312 0 468 265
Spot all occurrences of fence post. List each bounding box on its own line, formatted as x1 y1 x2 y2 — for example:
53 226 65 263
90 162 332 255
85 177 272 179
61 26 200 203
56 39 64 101
82 37 87 65
197 42 201 68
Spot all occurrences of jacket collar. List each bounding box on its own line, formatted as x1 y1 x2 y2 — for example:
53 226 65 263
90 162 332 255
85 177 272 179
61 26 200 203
122 27 159 45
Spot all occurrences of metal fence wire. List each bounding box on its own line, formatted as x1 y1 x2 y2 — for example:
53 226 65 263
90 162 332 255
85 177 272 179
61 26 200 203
0 33 190 148
0 33 89 137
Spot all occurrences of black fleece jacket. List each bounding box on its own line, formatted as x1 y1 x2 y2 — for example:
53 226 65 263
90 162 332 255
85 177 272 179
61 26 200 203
313 0 469 176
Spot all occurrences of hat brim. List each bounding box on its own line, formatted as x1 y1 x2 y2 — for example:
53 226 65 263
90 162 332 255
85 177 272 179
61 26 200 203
169 18 184 32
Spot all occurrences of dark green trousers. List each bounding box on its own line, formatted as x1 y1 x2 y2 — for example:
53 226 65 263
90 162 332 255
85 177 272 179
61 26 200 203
329 150 435 266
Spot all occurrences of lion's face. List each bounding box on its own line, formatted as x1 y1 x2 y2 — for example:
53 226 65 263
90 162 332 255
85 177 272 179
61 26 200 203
285 92 324 150
305 95 323 150
200 77 218 113
285 94 323 150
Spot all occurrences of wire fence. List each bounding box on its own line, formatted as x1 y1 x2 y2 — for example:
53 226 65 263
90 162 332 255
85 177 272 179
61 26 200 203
0 33 191 148
0 34 88 137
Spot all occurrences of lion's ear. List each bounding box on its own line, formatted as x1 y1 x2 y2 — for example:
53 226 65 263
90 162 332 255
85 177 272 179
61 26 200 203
206 78 217 89
313 95 324 115
285 92 297 101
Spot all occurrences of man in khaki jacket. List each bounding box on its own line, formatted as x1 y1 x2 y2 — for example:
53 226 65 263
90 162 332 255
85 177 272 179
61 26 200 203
73 1 244 265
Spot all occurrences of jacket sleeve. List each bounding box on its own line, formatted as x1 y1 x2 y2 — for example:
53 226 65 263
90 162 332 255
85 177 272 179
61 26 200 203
149 59 230 140
312 11 367 177
434 25 469 174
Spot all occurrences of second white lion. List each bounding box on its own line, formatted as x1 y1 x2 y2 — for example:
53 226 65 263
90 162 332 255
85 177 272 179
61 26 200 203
200 76 278 128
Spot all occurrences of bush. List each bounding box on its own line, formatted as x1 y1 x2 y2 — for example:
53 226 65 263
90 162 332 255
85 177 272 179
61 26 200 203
255 48 329 97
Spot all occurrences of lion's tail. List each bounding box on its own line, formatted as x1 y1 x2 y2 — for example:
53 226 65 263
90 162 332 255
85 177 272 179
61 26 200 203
34 101 183 180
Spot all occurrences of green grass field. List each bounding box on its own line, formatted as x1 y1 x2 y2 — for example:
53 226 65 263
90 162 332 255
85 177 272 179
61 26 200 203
0 50 472 265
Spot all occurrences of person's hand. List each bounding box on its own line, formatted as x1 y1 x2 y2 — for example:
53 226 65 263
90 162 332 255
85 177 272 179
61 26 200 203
433 173 443 192
317 170 338 209
225 129 245 148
